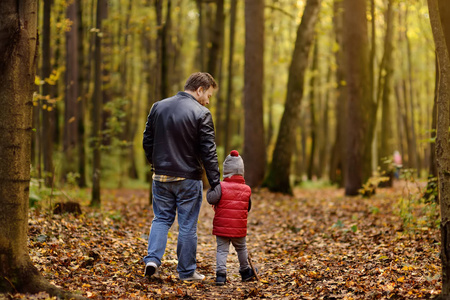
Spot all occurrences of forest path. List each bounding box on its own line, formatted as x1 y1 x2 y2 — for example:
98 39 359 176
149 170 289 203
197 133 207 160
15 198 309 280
21 180 440 299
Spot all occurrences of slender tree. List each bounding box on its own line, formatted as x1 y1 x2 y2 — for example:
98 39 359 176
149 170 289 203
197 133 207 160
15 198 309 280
64 0 79 157
263 0 321 194
77 0 87 187
224 0 238 158
207 0 224 78
318 66 331 179
404 5 420 174
244 0 266 188
91 0 106 206
307 39 319 180
41 0 54 187
378 0 395 186
196 0 206 71
342 0 371 195
423 57 438 201
161 0 172 99
329 0 347 186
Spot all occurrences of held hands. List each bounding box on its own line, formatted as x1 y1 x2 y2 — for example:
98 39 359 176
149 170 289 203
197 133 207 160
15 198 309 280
206 183 222 205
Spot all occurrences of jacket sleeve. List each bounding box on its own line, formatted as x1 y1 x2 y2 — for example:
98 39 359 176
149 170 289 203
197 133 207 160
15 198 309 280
143 104 156 165
199 111 220 188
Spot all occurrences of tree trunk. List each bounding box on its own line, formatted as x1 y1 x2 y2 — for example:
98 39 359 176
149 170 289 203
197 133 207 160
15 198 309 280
196 0 206 71
265 13 280 152
263 0 321 194
0 1 81 298
91 0 106 207
343 0 371 196
318 66 331 179
395 83 408 161
430 57 439 180
423 58 438 202
207 0 224 78
405 5 420 175
154 0 162 104
143 0 155 204
41 0 54 187
243 0 266 188
64 0 79 159
307 39 318 181
369 0 375 107
100 0 111 147
428 0 450 295
224 0 237 158
77 0 87 188
378 0 395 186
329 0 347 186
161 0 171 99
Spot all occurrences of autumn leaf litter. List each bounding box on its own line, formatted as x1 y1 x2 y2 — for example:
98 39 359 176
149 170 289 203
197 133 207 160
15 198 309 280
12 182 442 299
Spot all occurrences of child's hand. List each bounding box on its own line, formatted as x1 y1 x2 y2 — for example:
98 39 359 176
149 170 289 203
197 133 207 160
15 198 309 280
206 183 222 205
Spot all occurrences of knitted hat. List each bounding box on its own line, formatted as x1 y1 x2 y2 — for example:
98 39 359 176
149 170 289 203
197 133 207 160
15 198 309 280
223 150 244 178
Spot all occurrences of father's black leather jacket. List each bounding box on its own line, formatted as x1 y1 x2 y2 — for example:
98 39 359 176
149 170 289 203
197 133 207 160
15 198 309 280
143 91 220 188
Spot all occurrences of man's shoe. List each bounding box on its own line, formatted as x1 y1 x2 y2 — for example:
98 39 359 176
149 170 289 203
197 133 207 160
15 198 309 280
144 261 158 277
215 272 226 285
239 267 256 282
179 271 205 281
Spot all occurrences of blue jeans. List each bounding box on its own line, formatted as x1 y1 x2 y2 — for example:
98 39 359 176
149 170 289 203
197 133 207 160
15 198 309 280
143 179 203 278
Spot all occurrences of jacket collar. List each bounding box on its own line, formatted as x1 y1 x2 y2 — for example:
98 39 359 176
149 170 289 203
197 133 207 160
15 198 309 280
224 175 246 184
177 91 198 102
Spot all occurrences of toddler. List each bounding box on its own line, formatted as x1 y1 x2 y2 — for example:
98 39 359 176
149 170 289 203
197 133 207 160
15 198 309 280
207 150 256 285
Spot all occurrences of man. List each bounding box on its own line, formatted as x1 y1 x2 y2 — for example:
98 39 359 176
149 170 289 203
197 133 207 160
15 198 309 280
142 72 220 281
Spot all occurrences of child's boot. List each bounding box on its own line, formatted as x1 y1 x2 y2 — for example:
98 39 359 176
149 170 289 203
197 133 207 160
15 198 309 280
239 267 256 282
215 271 227 285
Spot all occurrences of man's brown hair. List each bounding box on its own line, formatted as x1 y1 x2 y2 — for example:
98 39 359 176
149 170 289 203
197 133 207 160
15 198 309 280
184 72 218 92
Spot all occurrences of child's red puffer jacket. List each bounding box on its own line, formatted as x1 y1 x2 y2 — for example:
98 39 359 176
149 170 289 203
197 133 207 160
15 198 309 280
212 175 251 237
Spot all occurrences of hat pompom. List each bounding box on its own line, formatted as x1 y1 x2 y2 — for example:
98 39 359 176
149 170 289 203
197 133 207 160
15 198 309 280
230 150 239 157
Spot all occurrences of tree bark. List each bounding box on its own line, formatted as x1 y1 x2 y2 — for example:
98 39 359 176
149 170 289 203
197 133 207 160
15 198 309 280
329 0 346 186
196 0 206 71
64 0 79 155
0 1 83 298
263 0 321 194
430 0 450 295
428 0 450 295
207 0 224 78
318 66 331 179
41 0 54 187
161 0 172 99
430 57 439 179
423 57 438 201
404 5 420 175
343 0 371 196
154 0 162 103
307 39 318 181
77 0 87 188
378 0 395 185
224 0 237 159
243 0 266 188
91 0 106 207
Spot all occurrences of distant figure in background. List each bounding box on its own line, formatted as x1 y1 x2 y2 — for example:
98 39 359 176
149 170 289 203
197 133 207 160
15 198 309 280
393 150 403 179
